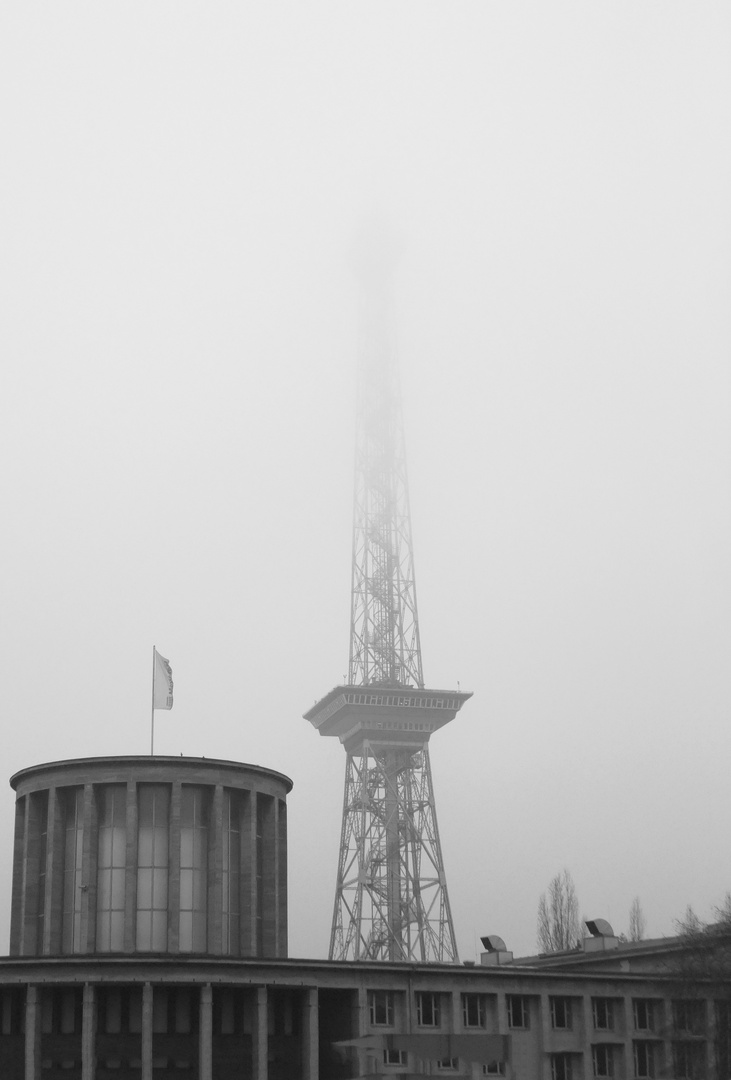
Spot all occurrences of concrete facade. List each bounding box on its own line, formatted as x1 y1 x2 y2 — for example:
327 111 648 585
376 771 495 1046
9 758 291 960
0 757 723 1078
0 951 724 1078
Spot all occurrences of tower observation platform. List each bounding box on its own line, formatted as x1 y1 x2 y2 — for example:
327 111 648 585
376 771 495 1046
305 685 472 755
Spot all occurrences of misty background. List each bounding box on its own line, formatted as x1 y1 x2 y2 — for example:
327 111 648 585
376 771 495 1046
1 4 730 960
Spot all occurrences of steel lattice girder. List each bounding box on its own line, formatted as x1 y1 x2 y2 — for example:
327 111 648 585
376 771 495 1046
330 742 457 963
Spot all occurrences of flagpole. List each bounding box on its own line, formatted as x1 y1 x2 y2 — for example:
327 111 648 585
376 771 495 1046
151 645 156 757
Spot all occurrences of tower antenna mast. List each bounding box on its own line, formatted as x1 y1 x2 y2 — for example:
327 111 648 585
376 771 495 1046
305 226 471 962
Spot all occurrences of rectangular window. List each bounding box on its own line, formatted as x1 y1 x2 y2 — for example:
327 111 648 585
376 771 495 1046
462 992 486 1028
551 997 572 1030
416 992 440 1027
551 1053 572 1080
369 990 394 1026
483 1065 506 1077
102 988 123 1034
179 786 209 952
221 790 241 955
150 987 197 1037
592 998 615 1031
136 785 170 951
96 785 127 952
507 995 529 1029
41 989 82 1035
673 1041 705 1079
0 990 23 1036
214 988 246 1036
592 1044 614 1077
633 1041 657 1078
62 788 84 953
672 999 705 1035
633 1000 656 1033
437 1058 458 1071
383 1049 407 1066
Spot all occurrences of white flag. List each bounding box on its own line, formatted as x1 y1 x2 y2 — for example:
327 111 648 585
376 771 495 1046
153 650 173 710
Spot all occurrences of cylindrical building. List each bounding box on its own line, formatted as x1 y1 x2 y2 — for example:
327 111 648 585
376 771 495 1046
9 757 291 959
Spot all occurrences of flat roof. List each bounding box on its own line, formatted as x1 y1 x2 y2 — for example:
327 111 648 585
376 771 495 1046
10 755 293 793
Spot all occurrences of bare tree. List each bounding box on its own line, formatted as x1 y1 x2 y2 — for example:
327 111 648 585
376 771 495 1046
537 869 580 952
666 898 731 1079
628 896 646 942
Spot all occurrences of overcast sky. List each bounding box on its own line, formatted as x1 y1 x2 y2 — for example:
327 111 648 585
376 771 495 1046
1 3 730 960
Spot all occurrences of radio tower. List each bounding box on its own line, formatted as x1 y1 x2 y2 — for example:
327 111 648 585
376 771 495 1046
305 228 471 962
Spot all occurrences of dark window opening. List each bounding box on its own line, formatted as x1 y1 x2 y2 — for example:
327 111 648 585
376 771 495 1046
507 995 529 1029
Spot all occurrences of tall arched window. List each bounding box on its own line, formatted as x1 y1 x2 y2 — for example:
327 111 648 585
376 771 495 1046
179 786 208 952
96 786 126 951
136 785 169 951
62 788 84 953
221 790 240 954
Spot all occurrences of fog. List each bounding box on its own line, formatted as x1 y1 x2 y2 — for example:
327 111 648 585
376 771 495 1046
1 4 730 960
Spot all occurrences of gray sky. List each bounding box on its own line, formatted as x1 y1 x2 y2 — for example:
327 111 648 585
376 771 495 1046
1 3 730 960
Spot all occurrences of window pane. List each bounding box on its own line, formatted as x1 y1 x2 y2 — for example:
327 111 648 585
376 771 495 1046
98 830 113 867
62 789 84 953
111 868 125 908
138 829 153 866
180 911 193 952
97 869 112 909
180 873 194 909
175 990 191 1034
60 991 76 1034
128 990 142 1034
179 787 208 953
96 918 110 952
180 831 194 867
137 869 152 909
152 868 168 908
105 991 122 1034
219 992 235 1035
151 910 167 950
152 990 168 1033
110 911 124 951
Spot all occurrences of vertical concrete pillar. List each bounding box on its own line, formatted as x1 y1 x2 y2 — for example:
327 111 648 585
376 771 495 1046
538 993 551 1080
582 996 594 1058
253 986 268 1080
9 797 26 954
81 983 95 1080
80 784 98 953
124 780 138 953
141 983 153 1080
261 796 276 956
168 781 182 952
277 799 288 957
450 990 460 1032
208 786 224 955
623 995 635 1075
302 988 319 1080
199 984 213 1080
24 985 41 1080
357 985 369 1077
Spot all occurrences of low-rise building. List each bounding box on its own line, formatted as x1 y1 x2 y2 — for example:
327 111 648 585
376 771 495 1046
0 756 725 1079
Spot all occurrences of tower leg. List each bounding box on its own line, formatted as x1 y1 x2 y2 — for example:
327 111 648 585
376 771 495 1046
329 741 458 963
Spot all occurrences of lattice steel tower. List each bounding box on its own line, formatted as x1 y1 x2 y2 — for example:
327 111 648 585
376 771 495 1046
305 233 471 962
